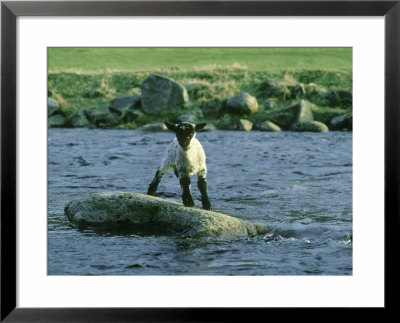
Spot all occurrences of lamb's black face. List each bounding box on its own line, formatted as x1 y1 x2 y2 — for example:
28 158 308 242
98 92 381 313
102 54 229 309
165 121 206 150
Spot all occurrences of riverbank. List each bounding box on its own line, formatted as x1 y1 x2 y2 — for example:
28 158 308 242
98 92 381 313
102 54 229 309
48 67 352 132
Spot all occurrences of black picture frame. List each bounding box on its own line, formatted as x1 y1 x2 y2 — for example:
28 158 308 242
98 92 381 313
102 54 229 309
1 1 399 321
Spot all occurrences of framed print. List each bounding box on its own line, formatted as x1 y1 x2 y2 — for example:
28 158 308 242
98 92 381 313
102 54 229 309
1 0 399 321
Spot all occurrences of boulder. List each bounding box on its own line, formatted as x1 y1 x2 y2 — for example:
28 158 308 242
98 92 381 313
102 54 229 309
177 114 198 123
218 114 238 130
141 74 189 115
305 83 330 106
288 83 306 99
335 90 352 108
238 119 253 131
259 78 283 97
290 120 329 132
139 123 168 132
327 89 352 108
306 84 352 108
48 98 59 116
201 123 217 131
109 96 141 115
226 93 259 115
85 110 120 128
87 88 104 98
254 120 281 132
330 114 352 130
96 113 120 128
185 82 212 97
295 100 315 123
121 109 141 123
69 111 90 127
263 98 278 110
64 192 264 238
48 114 66 128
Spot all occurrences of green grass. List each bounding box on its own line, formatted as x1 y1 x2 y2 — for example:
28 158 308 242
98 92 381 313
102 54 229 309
48 48 352 73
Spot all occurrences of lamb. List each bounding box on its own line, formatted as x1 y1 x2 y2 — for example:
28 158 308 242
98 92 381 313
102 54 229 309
147 121 212 210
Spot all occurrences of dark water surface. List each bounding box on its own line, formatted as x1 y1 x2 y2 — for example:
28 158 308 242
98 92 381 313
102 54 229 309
48 129 352 275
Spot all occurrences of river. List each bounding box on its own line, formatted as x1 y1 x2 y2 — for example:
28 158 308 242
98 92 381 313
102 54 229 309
48 128 352 275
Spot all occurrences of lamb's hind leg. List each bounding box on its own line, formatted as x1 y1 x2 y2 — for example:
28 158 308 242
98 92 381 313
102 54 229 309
179 175 195 207
197 175 211 211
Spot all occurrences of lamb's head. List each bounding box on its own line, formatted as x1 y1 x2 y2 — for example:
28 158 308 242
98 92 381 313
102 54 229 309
165 121 206 150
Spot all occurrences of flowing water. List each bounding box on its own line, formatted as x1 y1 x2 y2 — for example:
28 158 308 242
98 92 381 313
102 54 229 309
48 128 352 275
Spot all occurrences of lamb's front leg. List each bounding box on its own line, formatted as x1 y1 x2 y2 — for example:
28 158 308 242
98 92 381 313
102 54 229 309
179 175 195 207
147 170 162 196
197 175 212 211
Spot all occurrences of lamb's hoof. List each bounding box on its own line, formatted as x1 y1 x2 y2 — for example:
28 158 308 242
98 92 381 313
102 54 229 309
182 193 195 207
183 201 195 208
202 199 212 211
203 205 212 211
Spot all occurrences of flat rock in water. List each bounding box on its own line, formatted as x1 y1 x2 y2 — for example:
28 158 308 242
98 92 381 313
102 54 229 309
65 192 264 238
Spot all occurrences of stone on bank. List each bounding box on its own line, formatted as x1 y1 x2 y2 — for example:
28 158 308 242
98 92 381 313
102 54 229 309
65 192 264 238
141 74 189 115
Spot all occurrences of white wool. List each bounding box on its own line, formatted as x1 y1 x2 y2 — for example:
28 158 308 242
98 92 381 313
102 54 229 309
159 135 207 178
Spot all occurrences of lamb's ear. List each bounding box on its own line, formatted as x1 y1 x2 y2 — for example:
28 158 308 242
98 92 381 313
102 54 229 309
195 123 207 132
165 122 177 132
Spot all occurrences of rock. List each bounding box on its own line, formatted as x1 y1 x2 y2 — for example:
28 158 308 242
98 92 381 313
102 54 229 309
139 123 168 132
177 114 197 123
65 192 264 238
122 109 142 123
288 83 306 99
226 93 259 115
305 83 330 105
306 84 352 108
89 112 120 128
201 123 217 132
263 98 278 110
48 98 59 116
218 114 238 130
185 82 212 97
238 119 253 131
69 111 90 127
346 115 353 130
306 83 329 96
84 110 120 128
48 114 66 127
259 78 283 97
254 120 281 132
336 90 352 108
141 74 189 115
294 100 315 123
290 121 329 132
193 109 204 120
87 88 104 98
330 114 352 130
327 89 352 108
109 96 141 115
